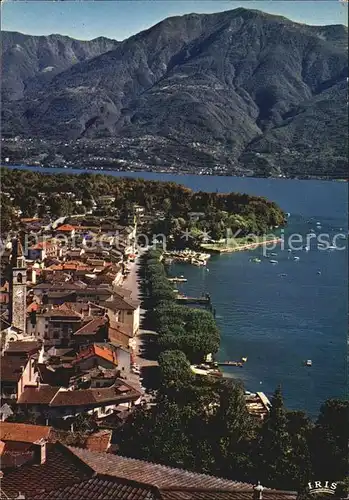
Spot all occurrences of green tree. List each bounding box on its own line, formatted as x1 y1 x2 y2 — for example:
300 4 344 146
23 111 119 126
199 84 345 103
311 399 349 481
20 196 38 218
286 410 313 487
211 380 256 479
257 386 294 488
158 350 194 391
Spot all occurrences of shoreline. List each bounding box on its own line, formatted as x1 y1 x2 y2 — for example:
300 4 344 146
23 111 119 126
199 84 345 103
201 238 282 254
2 164 345 182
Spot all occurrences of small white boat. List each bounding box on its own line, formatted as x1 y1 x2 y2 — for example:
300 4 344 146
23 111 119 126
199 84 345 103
279 273 287 277
317 271 321 275
269 259 278 264
316 222 321 226
305 360 312 367
328 245 337 250
294 256 300 261
270 253 278 256
304 246 309 251
287 249 292 253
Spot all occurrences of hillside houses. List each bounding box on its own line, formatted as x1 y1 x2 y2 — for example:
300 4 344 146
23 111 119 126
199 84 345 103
0 214 143 432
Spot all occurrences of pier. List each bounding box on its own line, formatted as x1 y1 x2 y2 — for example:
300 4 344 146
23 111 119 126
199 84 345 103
168 277 187 283
217 361 244 367
176 295 210 305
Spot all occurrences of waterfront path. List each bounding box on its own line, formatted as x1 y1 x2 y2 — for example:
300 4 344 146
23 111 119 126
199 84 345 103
121 252 159 370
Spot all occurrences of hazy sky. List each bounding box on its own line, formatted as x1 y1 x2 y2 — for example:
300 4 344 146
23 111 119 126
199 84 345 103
2 1 348 41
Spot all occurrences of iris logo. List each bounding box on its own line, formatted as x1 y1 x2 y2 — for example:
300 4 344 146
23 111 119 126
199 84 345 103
308 482 338 496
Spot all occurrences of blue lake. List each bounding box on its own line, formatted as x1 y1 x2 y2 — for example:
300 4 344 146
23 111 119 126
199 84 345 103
6 165 348 417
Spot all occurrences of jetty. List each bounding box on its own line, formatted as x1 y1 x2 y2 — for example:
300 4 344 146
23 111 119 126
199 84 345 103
168 277 187 283
217 361 244 367
176 295 210 305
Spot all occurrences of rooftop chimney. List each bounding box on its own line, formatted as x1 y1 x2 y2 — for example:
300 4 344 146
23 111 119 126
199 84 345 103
33 438 47 465
253 482 264 500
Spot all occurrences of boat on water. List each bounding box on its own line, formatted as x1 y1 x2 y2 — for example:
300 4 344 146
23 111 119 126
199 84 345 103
287 249 292 252
293 256 300 261
251 257 261 263
316 221 321 226
241 357 248 363
269 259 278 264
279 273 287 277
317 271 322 275
305 360 312 367
270 252 278 256
303 246 310 251
328 245 337 250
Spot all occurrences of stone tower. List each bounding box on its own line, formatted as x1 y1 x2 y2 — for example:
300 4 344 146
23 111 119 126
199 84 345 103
9 238 27 334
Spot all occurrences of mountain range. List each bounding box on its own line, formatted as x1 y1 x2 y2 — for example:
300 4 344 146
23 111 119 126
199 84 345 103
2 8 348 178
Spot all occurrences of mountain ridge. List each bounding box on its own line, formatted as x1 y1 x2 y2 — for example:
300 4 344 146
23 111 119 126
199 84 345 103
2 8 348 178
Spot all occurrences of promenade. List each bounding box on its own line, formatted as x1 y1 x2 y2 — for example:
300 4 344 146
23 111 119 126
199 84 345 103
121 252 159 370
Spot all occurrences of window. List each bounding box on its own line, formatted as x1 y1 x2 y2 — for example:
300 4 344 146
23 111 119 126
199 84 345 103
127 311 132 316
16 273 23 283
53 332 59 339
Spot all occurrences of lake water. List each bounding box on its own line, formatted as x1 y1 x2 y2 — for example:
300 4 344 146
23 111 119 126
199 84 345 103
6 166 348 417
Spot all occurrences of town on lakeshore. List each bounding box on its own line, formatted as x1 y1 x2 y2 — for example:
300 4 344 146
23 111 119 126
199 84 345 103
0 168 347 499
1 0 348 494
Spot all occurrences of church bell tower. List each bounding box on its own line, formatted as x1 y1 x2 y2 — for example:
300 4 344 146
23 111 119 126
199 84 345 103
10 238 27 334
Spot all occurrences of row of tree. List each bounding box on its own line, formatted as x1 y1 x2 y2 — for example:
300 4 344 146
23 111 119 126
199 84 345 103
141 249 220 363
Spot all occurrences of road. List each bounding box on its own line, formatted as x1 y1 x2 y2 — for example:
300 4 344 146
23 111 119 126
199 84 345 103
121 252 158 402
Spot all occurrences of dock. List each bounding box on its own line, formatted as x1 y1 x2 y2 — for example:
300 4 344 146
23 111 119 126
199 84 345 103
176 295 210 305
217 361 244 367
168 277 187 283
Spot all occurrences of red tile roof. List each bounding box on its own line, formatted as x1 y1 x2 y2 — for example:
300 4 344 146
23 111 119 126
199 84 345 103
84 430 112 453
55 224 76 232
18 385 60 405
0 355 30 382
102 295 139 311
0 442 298 500
74 343 118 366
30 241 57 250
73 317 107 336
50 382 140 407
42 308 82 319
5 340 41 354
0 422 52 443
1 443 94 497
32 475 157 499
68 449 252 491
